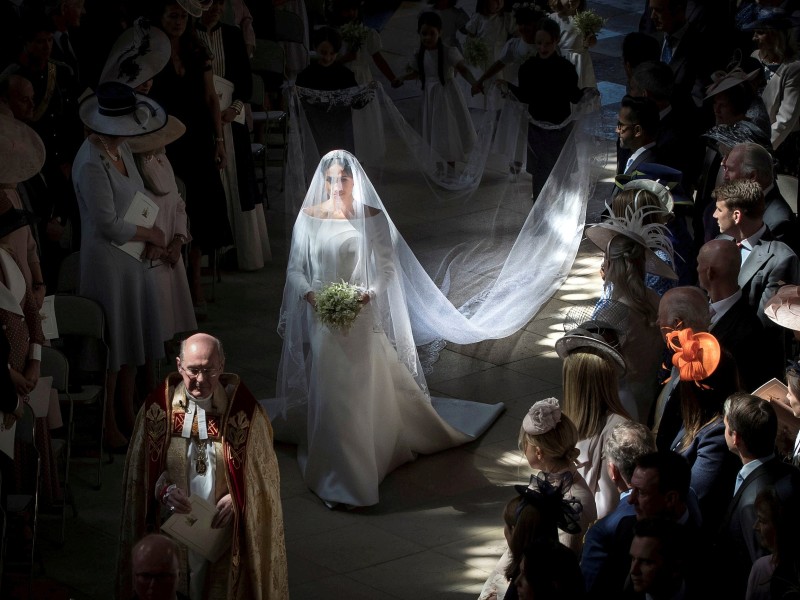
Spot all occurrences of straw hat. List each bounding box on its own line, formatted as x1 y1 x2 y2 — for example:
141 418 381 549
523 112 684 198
764 285 800 331
79 81 166 137
704 67 759 100
555 320 627 375
585 219 678 280
99 17 171 88
0 113 46 184
126 116 186 153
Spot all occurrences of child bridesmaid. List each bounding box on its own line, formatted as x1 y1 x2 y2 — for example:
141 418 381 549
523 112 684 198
549 0 598 90
405 11 479 180
427 0 469 50
461 0 515 108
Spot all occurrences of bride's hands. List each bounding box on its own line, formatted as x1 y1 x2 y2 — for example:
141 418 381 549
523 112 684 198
305 291 317 309
359 292 370 305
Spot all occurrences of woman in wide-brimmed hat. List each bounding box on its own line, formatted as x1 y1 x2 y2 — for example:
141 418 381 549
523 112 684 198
585 205 677 426
72 80 168 450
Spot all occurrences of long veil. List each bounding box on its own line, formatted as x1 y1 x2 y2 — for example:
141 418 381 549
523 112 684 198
280 80 604 378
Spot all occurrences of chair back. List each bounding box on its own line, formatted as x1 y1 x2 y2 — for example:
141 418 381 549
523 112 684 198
40 346 69 394
56 251 81 294
52 294 108 378
251 39 286 76
274 10 306 45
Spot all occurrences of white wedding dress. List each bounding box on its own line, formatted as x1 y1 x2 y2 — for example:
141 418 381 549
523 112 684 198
273 209 502 507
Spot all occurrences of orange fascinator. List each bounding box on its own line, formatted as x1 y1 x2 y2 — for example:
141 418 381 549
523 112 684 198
665 328 721 386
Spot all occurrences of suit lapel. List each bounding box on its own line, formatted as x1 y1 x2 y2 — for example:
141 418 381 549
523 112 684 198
739 241 773 287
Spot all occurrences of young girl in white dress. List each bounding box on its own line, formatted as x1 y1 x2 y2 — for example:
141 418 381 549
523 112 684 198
427 0 469 50
549 0 598 89
461 0 515 108
405 11 479 178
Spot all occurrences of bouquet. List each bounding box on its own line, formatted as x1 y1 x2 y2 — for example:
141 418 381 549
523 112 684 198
316 280 363 332
339 21 370 53
463 37 491 68
573 9 606 39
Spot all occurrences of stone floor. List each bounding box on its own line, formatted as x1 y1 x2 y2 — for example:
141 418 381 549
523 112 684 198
21 0 644 598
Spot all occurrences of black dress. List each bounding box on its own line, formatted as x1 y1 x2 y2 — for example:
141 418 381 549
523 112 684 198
149 47 232 252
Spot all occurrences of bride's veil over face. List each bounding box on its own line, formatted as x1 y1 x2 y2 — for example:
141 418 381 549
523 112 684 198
277 149 430 413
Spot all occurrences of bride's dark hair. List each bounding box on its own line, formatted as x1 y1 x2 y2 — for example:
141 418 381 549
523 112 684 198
417 12 446 89
321 154 354 177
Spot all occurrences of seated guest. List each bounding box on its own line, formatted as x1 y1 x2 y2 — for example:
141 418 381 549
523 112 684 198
616 95 661 177
696 239 774 388
580 421 656 592
714 392 800 598
712 179 800 326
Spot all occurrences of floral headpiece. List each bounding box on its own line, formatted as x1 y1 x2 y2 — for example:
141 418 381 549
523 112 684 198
665 328 721 386
514 472 583 534
523 398 561 435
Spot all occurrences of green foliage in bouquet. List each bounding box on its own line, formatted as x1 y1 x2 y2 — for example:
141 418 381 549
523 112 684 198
339 21 369 53
573 9 606 38
464 37 491 68
316 280 362 332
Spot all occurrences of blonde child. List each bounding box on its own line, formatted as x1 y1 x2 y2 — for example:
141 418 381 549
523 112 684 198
405 11 478 179
518 397 597 555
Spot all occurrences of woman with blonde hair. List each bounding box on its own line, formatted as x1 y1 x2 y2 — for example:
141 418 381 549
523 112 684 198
556 323 632 519
517 397 596 555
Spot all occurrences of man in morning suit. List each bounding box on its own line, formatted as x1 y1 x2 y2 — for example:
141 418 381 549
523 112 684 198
714 393 800 598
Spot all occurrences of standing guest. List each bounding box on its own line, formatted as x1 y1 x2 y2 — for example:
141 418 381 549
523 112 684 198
743 8 800 175
47 0 87 89
720 142 800 254
586 451 702 599
197 0 270 272
510 17 592 201
580 421 656 592
664 328 743 534
628 518 695 599
696 239 775 389
130 534 181 600
73 81 167 449
147 0 233 318
586 207 677 424
117 333 288 600
714 392 800 598
555 322 632 519
518 397 597 555
712 179 800 326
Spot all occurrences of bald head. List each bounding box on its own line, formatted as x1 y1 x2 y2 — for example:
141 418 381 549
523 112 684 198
132 534 179 600
179 333 224 363
0 74 35 122
697 239 741 301
657 286 710 340
177 333 225 399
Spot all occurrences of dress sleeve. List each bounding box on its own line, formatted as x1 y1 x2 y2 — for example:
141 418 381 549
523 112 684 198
365 27 382 56
366 211 395 297
286 212 313 299
73 151 137 245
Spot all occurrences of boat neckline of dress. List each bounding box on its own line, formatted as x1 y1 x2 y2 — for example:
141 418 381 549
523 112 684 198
301 207 382 220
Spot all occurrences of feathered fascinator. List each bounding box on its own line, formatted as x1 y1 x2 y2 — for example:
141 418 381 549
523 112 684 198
523 398 562 435
514 472 583 534
665 328 721 386
586 204 677 280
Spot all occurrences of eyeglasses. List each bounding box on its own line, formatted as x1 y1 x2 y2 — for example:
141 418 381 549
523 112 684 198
616 121 638 132
179 364 221 380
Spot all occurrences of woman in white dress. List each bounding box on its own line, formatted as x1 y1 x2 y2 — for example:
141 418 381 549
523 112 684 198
275 149 502 508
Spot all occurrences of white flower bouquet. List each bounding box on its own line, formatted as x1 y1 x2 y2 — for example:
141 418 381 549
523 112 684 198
316 280 363 332
464 37 491 68
339 21 370 53
573 9 606 39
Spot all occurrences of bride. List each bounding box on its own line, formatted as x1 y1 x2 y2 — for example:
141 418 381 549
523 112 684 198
275 150 502 508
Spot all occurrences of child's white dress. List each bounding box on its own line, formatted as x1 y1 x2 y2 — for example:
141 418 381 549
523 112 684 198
551 12 597 88
492 37 535 167
414 46 477 163
462 11 515 109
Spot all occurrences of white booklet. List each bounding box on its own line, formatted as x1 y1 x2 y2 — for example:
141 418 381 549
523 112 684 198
160 495 232 562
113 191 159 261
40 295 58 340
214 75 246 125
753 377 800 439
27 375 53 418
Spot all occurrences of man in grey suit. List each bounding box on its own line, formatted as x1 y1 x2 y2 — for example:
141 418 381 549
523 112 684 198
723 142 799 255
712 179 800 326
